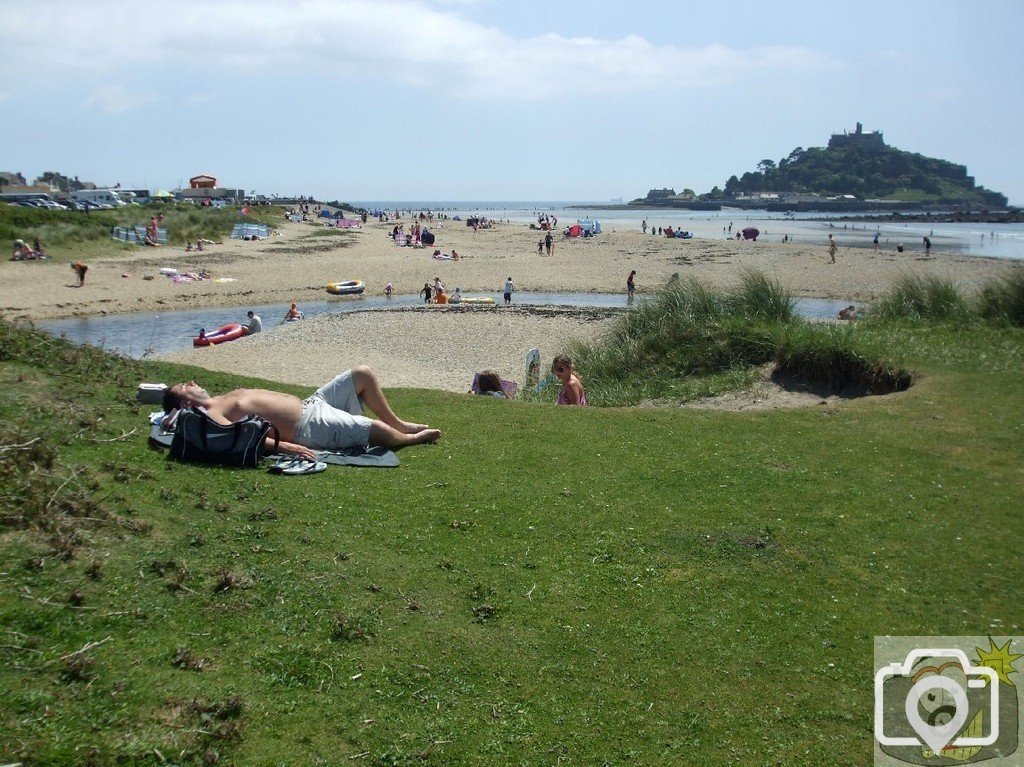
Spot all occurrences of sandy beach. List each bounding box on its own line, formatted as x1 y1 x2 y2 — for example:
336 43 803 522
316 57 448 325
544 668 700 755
3 217 1020 390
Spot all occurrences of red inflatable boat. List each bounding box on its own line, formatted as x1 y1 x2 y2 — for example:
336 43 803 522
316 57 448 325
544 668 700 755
193 323 246 347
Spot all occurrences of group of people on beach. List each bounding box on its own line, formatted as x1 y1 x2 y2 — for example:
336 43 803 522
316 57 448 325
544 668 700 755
421 277 447 303
11 236 84 282
162 351 586 469
239 304 304 331
416 276 517 305
391 222 434 247
184 238 217 252
471 354 587 406
161 340 586 468
828 231 934 262
11 238 46 261
536 232 554 256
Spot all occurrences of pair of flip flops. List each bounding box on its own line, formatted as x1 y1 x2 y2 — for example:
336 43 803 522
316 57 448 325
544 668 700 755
269 457 328 475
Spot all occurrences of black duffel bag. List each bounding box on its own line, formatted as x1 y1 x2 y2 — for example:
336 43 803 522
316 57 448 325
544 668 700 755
168 408 279 468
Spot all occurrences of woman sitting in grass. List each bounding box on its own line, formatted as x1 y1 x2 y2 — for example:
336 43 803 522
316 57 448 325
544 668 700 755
552 354 587 406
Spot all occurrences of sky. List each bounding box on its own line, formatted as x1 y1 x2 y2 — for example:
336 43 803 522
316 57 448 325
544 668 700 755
2 0 1023 204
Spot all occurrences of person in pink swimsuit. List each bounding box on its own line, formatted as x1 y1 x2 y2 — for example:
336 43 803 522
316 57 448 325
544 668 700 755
552 354 587 406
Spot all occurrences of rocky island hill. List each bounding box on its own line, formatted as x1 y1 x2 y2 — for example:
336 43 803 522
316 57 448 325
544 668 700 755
634 123 1011 213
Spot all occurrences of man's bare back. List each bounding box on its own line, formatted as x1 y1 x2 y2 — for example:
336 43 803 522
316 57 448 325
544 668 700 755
205 388 304 441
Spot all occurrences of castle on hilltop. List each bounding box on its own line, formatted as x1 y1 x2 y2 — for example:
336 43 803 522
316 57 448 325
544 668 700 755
828 122 885 151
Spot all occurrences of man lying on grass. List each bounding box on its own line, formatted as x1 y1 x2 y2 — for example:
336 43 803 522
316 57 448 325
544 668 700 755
162 366 441 461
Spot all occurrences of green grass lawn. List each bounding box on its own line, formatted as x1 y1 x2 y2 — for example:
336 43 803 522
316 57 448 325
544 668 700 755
1 318 1022 766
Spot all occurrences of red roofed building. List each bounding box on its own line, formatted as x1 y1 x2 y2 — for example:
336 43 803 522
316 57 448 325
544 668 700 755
189 174 217 189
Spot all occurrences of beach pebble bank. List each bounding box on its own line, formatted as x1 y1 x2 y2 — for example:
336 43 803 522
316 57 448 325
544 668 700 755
159 306 617 392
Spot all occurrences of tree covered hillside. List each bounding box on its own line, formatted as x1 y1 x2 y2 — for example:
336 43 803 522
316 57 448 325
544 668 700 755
717 141 1007 206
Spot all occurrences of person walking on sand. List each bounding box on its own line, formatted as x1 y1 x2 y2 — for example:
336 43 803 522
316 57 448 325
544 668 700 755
923 236 932 256
642 219 648 234
503 276 515 306
420 282 433 303
537 239 544 255
828 234 837 264
545 232 554 256
627 270 636 299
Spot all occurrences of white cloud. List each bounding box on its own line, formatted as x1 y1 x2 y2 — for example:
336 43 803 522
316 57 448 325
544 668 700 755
2 1 838 100
85 85 151 113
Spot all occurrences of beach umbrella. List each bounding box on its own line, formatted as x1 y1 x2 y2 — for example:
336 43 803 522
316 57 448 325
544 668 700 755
742 227 760 241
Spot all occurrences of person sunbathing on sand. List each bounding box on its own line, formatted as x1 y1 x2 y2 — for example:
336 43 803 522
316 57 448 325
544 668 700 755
162 366 441 460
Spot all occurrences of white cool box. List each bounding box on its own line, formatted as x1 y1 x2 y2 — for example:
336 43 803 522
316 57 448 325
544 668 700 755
136 383 167 404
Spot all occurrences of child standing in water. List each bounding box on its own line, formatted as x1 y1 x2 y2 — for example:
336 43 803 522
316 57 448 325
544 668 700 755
552 354 587 406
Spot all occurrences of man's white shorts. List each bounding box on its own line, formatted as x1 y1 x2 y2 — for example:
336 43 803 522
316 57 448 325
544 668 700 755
295 371 372 450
